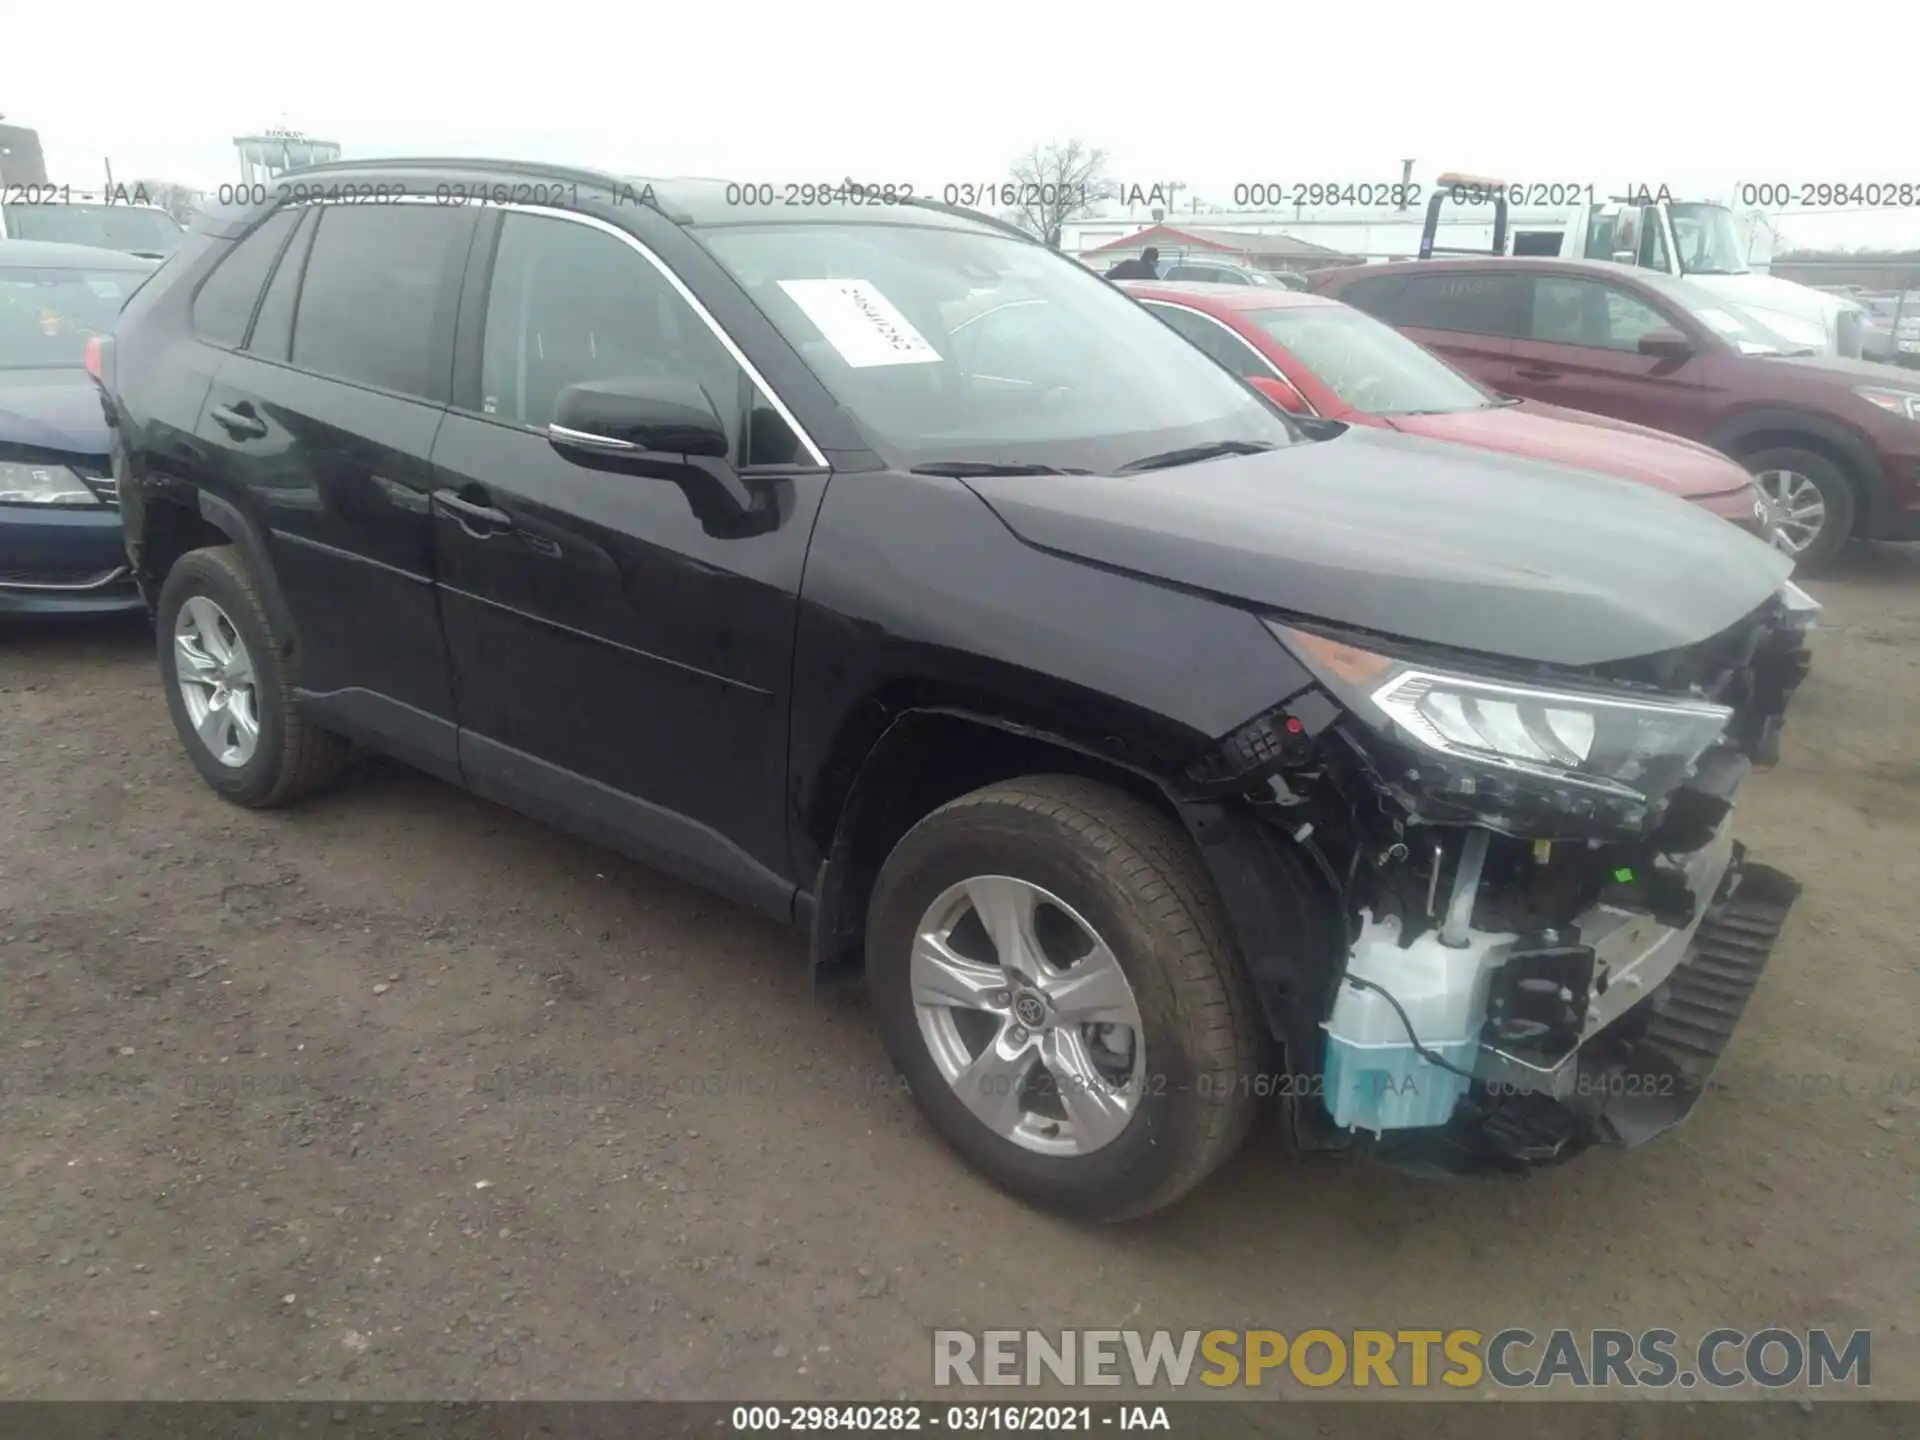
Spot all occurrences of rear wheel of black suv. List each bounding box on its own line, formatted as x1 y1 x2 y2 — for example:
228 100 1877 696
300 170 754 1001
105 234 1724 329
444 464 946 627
867 775 1264 1221
156 545 351 807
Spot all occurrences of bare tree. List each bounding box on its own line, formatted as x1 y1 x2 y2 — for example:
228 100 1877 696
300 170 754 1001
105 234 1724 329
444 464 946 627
1002 139 1115 249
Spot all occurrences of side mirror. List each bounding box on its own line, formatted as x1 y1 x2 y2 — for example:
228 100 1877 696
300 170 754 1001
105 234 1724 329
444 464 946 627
1637 328 1695 361
549 377 730 461
1250 375 1309 414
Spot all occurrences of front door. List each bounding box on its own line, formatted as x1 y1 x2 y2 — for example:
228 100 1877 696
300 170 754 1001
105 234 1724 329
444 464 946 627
1506 273 1710 440
429 208 831 916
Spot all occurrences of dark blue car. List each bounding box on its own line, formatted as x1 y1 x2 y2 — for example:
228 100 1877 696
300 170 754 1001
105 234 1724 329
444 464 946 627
1 239 155 615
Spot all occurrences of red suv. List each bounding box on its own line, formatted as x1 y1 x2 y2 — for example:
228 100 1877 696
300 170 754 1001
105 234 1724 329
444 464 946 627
1309 257 1920 567
1121 281 1773 540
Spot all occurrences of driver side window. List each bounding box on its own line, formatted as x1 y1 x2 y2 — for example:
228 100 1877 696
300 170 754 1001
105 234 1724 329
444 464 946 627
479 213 800 464
1528 277 1669 352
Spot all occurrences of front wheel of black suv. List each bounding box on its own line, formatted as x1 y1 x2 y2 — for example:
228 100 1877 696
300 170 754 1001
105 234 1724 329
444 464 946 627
156 545 352 808
867 776 1265 1220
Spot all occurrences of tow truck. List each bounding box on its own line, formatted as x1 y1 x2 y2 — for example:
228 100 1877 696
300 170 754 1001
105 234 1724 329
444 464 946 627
1418 172 1866 358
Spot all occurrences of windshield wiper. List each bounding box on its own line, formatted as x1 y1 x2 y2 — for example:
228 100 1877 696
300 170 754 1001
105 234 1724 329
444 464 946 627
910 461 1089 477
1117 440 1277 473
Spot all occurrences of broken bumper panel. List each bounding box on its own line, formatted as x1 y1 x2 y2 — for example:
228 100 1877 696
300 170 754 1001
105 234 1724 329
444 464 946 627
1358 852 1800 1177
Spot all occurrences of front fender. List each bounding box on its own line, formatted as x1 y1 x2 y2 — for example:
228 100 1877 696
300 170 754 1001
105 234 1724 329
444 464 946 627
1711 406 1887 513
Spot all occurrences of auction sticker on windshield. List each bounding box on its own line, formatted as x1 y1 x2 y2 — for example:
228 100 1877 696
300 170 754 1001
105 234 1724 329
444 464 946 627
778 278 942 368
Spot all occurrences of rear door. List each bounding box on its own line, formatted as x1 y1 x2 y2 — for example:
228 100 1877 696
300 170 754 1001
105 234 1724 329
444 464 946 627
194 200 478 779
1505 272 1711 439
427 207 830 915
1335 270 1526 392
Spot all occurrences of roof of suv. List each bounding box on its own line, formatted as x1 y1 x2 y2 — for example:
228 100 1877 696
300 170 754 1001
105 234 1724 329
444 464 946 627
248 157 1032 240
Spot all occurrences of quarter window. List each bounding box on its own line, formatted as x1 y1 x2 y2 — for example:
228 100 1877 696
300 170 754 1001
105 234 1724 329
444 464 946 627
191 208 299 348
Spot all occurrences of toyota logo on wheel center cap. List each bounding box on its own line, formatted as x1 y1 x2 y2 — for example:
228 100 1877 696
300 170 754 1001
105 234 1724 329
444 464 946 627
1013 991 1049 1029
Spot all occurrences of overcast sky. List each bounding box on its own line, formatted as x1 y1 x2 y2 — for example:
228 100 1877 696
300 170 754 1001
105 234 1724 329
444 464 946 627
11 2 1919 249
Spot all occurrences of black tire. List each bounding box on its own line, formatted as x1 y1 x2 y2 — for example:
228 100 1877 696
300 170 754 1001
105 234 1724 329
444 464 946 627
155 545 351 807
867 775 1264 1221
1740 445 1856 571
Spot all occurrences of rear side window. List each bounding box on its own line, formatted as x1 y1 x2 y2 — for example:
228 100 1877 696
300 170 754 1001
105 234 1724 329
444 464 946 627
247 207 318 361
1355 273 1525 338
291 206 472 401
190 208 300 348
1335 273 1409 315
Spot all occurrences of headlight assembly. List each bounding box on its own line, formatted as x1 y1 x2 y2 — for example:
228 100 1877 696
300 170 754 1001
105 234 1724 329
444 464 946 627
1267 622 1732 831
0 461 99 506
1367 666 1729 801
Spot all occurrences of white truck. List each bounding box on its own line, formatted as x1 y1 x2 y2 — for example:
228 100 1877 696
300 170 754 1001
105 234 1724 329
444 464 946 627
1419 173 1867 358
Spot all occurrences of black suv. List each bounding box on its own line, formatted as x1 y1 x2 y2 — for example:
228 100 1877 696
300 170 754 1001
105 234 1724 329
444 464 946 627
100 159 1813 1219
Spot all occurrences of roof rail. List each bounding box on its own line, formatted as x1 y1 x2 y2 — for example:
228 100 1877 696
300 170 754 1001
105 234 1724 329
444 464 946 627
272 155 627 191
891 193 1039 243
258 158 1036 240
268 155 685 220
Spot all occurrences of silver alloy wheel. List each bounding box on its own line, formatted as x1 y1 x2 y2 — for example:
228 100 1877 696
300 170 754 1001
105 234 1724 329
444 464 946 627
1753 469 1827 555
174 595 261 768
910 875 1146 1157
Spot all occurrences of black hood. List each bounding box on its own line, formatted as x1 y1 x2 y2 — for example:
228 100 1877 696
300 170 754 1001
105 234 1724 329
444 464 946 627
964 426 1793 667
0 368 110 459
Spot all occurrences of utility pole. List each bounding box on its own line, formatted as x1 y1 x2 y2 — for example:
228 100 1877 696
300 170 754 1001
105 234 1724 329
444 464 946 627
1399 159 1415 211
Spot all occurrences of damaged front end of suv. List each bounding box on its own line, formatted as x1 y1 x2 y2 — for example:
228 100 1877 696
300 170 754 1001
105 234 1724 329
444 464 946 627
1179 579 1817 1175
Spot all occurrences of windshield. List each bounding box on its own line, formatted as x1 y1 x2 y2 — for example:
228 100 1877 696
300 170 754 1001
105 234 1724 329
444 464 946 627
695 222 1296 471
2 203 183 256
1670 203 1749 277
0 266 137 368
1249 304 1494 415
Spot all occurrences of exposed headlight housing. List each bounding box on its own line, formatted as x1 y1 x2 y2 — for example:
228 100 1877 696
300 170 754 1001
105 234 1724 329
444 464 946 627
0 461 99 506
1369 667 1729 801
1267 622 1733 835
1855 385 1920 423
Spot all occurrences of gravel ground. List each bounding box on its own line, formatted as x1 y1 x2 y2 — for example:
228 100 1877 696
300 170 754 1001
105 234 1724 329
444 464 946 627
1 545 1916 1404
